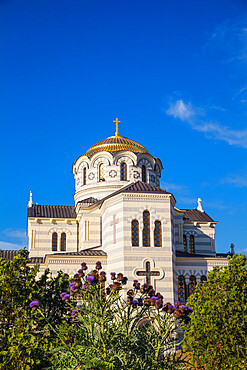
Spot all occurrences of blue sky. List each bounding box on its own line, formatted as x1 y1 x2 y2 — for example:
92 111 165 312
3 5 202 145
0 0 247 254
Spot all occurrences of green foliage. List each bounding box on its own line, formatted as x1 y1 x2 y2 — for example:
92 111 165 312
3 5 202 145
183 253 247 369
0 249 70 369
47 270 190 370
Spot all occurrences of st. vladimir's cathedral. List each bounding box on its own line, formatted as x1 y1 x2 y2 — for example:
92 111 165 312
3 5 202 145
24 118 232 303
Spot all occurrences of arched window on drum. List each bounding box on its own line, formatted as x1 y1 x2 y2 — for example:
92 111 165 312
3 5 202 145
143 210 150 247
188 275 197 296
142 165 147 182
189 235 195 254
60 232 66 251
131 220 139 247
178 275 186 302
52 232 58 251
83 167 87 185
120 162 127 181
99 163 106 182
154 220 162 247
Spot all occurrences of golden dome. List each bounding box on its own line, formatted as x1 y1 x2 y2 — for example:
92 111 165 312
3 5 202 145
85 134 149 156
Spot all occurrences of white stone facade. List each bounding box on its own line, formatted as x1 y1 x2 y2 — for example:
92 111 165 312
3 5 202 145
27 129 230 302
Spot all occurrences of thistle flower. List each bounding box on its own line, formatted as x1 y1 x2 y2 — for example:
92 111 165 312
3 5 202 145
127 296 133 304
64 294 70 301
162 302 171 312
95 261 102 270
86 275 95 283
137 298 143 306
112 281 121 290
127 289 135 296
69 282 75 291
60 292 67 299
167 304 176 314
110 272 116 280
71 309 78 317
78 269 85 277
106 287 111 295
173 309 182 318
29 300 39 308
155 299 162 309
74 278 82 288
144 298 150 306
122 276 128 285
132 300 138 308
150 296 158 306
81 262 88 271
116 273 123 281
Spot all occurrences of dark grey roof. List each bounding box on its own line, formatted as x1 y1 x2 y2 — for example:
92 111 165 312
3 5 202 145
28 205 76 219
176 251 230 258
182 209 215 223
51 250 107 256
0 250 19 260
97 181 173 207
78 197 99 204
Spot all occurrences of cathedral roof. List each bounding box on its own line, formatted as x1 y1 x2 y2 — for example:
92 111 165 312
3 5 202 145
0 249 19 260
183 209 215 223
96 181 173 207
85 134 149 156
28 205 76 219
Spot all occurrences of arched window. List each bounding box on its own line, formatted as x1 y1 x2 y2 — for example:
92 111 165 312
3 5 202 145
154 220 162 247
200 275 207 283
143 210 150 247
188 275 197 296
142 165 147 182
189 235 195 253
131 219 139 247
120 162 127 181
183 235 187 252
99 163 106 182
178 275 186 302
52 232 58 251
60 232 66 251
83 167 87 185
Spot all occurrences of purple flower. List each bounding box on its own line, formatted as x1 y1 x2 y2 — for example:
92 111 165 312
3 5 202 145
86 275 95 283
69 282 75 291
122 277 128 285
29 300 39 308
132 300 138 308
60 292 67 299
96 261 102 270
81 262 88 271
71 309 78 317
78 269 85 277
137 298 143 306
187 307 193 314
110 272 116 280
155 299 162 309
63 294 70 301
167 304 176 314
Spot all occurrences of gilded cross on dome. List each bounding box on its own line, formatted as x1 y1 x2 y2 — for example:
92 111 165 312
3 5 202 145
113 118 121 137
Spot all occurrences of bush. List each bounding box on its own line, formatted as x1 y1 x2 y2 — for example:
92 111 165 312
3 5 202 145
183 253 247 370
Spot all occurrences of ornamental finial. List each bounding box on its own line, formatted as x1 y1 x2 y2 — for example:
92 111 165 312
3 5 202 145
113 118 121 137
197 198 204 212
28 191 33 208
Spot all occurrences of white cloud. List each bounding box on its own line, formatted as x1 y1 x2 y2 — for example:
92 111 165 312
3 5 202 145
161 181 188 193
0 241 23 250
166 100 195 122
2 229 27 239
221 172 247 187
166 99 247 149
0 229 28 251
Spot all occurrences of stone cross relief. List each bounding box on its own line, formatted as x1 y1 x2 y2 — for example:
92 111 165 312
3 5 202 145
110 214 119 244
136 261 160 285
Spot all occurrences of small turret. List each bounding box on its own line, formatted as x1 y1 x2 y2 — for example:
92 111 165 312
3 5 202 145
28 191 33 208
